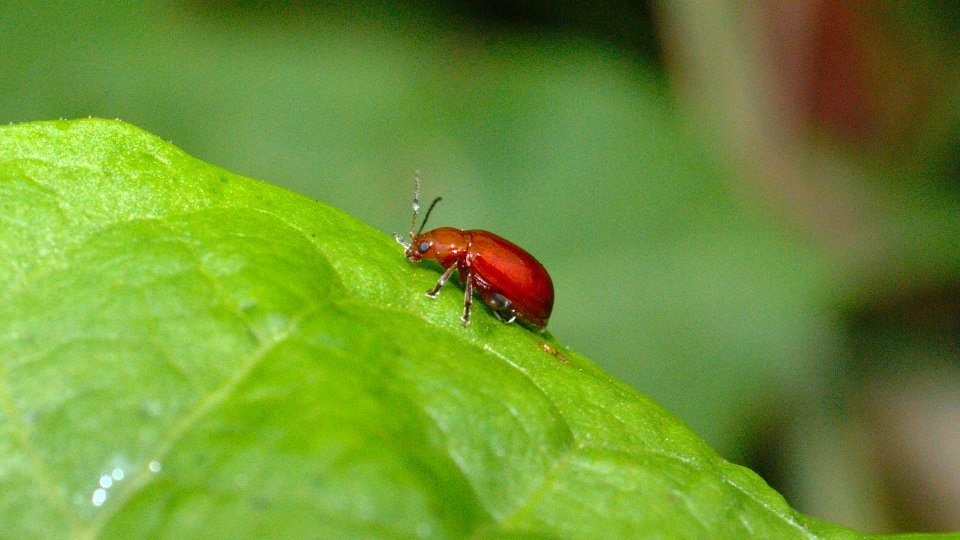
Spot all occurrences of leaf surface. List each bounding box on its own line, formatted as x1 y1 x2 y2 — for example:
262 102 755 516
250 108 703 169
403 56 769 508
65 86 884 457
0 120 918 538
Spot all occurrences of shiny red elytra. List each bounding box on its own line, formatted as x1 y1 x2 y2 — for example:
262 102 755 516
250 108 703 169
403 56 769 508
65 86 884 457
393 174 554 332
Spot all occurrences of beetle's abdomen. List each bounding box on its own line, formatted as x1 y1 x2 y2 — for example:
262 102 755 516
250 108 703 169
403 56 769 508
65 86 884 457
465 230 554 331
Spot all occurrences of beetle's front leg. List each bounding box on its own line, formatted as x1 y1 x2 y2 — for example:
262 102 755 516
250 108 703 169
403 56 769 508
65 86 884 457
426 264 458 298
461 267 473 326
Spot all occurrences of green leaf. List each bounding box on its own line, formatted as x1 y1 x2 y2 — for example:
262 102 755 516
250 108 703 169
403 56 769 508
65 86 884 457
0 119 918 539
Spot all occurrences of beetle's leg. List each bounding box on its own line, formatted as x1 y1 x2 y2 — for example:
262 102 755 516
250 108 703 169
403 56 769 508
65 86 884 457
426 265 458 298
461 268 473 326
488 293 517 324
392 233 411 249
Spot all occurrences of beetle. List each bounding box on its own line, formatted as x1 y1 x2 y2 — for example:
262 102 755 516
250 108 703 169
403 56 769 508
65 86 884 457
393 173 554 332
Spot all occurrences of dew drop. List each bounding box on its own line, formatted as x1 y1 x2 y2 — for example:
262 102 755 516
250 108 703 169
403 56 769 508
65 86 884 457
98 475 113 489
140 399 164 419
415 523 432 538
111 468 125 481
148 461 162 473
92 488 107 507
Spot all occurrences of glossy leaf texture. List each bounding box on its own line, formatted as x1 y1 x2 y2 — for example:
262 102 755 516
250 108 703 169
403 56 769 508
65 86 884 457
0 120 924 539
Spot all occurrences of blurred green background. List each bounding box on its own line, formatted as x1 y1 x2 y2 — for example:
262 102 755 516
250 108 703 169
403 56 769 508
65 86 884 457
3 0 959 533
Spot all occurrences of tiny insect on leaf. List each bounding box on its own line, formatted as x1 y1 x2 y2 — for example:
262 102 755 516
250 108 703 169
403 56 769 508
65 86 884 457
395 174 554 331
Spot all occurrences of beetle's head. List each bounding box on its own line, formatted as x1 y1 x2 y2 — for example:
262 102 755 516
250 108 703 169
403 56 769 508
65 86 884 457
405 234 432 262
405 227 463 264
393 171 442 257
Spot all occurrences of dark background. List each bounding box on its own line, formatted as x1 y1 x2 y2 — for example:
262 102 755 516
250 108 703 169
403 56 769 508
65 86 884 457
3 1 959 532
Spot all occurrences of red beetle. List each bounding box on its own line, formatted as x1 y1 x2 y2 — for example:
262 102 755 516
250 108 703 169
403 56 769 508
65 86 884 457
394 174 554 332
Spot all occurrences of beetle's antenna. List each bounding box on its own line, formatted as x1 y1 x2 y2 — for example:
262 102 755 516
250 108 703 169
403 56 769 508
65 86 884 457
394 171 441 247
417 196 442 238
393 171 422 248
407 170 422 244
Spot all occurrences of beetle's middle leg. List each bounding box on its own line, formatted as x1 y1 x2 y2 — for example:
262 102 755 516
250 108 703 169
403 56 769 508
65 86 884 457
461 267 473 326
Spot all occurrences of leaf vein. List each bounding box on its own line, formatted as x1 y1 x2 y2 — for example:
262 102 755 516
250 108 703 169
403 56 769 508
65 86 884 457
0 353 81 529
73 301 322 540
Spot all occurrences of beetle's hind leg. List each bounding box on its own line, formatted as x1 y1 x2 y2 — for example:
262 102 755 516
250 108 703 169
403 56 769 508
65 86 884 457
488 293 517 324
426 265 458 298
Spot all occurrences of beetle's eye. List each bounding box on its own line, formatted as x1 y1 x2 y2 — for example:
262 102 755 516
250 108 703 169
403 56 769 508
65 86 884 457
418 241 430 254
